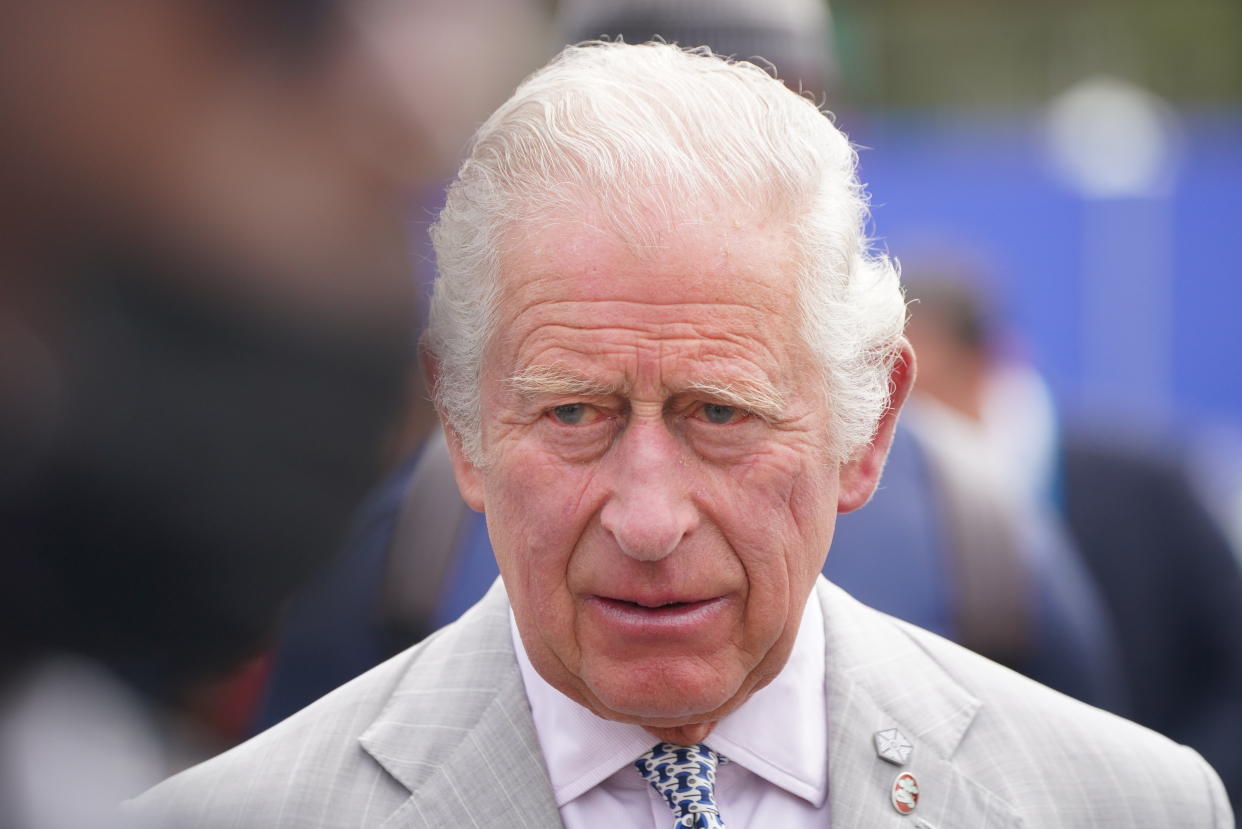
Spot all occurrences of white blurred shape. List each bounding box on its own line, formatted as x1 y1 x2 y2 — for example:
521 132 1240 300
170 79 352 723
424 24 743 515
1 658 165 828
1045 75 1179 199
353 0 551 178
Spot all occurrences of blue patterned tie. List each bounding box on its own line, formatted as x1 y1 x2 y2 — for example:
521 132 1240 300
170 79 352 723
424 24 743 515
634 742 728 828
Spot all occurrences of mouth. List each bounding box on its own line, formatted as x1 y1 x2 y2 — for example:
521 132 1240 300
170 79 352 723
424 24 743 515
585 594 729 636
597 596 717 613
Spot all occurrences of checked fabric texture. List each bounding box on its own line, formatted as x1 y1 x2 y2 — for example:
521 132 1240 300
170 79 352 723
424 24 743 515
634 742 729 828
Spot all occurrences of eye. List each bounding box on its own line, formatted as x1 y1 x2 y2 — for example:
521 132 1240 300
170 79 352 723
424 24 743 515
698 403 745 425
550 403 592 425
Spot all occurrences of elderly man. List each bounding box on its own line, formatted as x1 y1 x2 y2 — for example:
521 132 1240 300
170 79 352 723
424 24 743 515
131 42 1232 828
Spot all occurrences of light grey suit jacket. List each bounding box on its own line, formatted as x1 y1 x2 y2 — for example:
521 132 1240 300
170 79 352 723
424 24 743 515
131 578 1233 827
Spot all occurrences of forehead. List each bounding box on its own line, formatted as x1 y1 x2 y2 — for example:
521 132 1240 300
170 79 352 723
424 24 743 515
497 211 801 325
487 210 812 388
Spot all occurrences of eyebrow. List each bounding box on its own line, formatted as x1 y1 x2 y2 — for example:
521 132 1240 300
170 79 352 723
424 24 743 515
506 365 787 421
506 365 621 399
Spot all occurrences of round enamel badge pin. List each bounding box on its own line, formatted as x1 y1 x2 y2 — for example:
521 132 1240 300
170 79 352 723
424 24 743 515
891 772 920 815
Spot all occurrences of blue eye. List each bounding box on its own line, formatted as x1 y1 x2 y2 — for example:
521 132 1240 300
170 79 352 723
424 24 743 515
552 404 586 425
702 403 737 424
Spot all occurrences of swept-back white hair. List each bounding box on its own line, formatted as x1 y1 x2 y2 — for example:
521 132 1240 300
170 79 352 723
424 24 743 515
427 40 905 464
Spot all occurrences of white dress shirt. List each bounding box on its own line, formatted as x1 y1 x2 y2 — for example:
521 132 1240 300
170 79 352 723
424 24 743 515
512 594 829 827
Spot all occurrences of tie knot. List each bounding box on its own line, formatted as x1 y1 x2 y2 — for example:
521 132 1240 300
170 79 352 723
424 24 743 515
634 743 728 828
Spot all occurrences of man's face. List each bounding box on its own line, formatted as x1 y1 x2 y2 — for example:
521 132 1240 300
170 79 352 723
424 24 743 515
449 210 874 731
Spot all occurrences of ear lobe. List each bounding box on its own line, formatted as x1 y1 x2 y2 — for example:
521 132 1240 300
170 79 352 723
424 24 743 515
837 339 916 514
421 347 486 513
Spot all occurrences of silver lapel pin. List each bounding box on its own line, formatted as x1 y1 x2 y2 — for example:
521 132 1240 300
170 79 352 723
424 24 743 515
873 727 914 766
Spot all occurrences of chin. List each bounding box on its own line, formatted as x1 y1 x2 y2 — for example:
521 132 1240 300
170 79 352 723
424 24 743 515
601 696 719 725
586 670 740 726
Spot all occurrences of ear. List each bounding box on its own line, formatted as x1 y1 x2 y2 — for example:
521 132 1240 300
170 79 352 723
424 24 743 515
837 339 916 513
421 348 486 513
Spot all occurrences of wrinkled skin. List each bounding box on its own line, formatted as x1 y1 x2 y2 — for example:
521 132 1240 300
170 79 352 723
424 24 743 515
440 212 912 743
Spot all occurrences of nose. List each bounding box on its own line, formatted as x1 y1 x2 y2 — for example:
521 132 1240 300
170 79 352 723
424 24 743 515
599 419 700 562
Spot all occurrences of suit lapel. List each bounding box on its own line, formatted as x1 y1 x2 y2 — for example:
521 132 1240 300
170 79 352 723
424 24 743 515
358 582 562 828
819 580 1024 827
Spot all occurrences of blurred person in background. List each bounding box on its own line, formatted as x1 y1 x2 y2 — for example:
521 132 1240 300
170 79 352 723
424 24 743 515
0 0 548 825
1059 423 1242 809
884 267 1125 706
903 269 1242 810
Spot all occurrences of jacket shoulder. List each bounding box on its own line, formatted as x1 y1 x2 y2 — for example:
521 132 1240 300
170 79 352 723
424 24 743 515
889 610 1233 826
127 592 511 827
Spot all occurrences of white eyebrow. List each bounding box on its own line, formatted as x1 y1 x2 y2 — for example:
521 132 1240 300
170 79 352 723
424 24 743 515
506 365 620 400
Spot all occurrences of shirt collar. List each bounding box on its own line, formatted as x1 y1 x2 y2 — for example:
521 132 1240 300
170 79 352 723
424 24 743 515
511 587 828 808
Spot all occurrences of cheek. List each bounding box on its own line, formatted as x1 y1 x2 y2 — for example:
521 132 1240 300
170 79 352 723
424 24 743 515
702 446 837 598
714 443 832 536
484 442 600 611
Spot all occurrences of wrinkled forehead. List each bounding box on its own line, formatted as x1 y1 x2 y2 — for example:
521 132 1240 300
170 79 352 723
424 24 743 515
495 164 801 253
494 202 803 309
478 207 818 402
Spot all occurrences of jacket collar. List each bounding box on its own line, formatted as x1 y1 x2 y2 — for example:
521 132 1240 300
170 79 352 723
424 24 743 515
818 579 1023 827
358 581 562 828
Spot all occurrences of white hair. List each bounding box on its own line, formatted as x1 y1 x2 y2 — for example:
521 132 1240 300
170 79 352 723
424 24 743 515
427 41 906 464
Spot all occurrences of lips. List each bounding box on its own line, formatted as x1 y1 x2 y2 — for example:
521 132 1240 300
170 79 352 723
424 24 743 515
585 594 730 638
597 596 715 613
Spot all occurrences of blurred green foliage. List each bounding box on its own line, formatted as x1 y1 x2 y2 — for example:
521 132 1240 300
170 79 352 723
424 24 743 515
831 0 1242 109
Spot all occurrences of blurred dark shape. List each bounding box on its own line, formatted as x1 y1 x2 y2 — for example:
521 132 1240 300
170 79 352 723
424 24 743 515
889 271 1126 705
252 419 485 731
830 428 1126 709
561 0 835 97
252 452 422 729
0 0 419 686
1060 433 1242 810
826 427 956 636
3 250 409 697
0 0 438 822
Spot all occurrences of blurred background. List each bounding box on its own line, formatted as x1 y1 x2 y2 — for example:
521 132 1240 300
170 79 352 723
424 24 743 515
2 0 1239 825
835 0 1242 510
